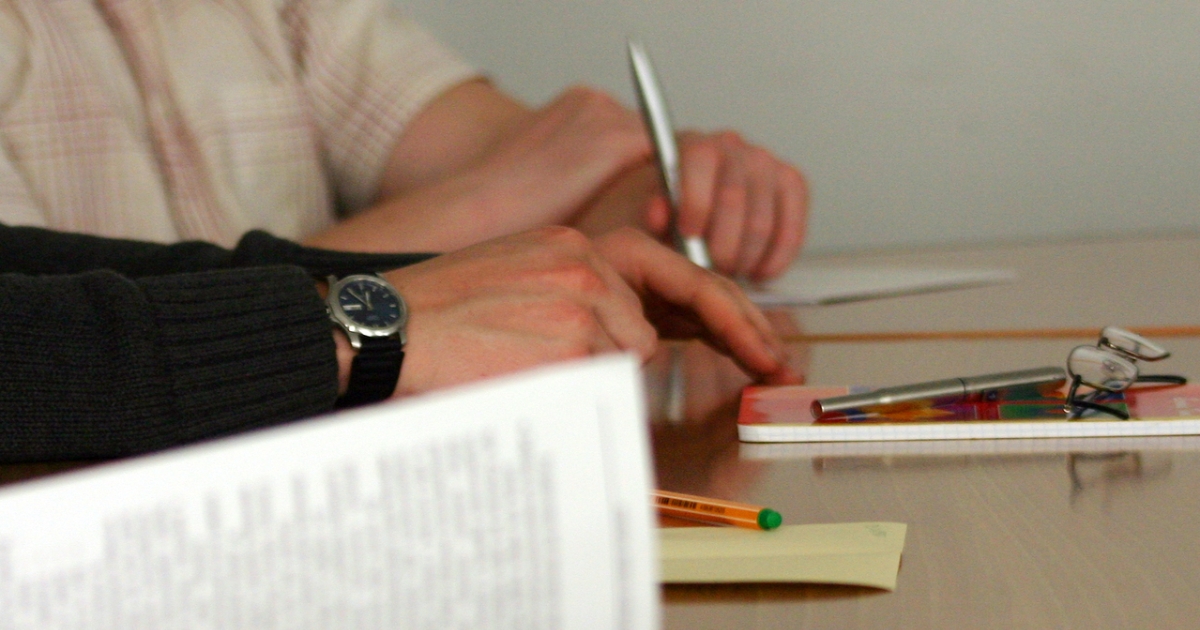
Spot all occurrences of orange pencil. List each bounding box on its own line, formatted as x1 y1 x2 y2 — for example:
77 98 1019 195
653 490 782 530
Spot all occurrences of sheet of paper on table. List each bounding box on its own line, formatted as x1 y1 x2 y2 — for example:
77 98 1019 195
659 522 907 590
745 266 1016 306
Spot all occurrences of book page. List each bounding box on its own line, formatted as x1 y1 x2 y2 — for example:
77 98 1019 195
0 355 658 630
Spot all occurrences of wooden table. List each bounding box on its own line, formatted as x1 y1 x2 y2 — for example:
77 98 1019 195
2 233 1197 628
651 233 1200 629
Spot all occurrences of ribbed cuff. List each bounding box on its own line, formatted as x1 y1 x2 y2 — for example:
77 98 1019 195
135 266 339 449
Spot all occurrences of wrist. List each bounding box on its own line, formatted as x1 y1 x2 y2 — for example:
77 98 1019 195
323 274 408 407
332 328 354 397
317 279 354 397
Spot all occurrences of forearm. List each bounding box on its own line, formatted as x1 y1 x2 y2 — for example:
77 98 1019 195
305 170 532 253
374 79 528 197
0 225 435 462
304 80 538 252
0 267 339 462
304 83 655 253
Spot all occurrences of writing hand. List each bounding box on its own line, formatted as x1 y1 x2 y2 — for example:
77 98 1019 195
643 131 808 281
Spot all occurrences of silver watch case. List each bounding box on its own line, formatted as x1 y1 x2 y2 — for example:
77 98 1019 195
326 274 408 350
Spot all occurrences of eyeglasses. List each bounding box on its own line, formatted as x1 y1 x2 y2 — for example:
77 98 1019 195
1065 326 1187 420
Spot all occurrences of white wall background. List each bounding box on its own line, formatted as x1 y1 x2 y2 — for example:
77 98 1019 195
397 0 1200 255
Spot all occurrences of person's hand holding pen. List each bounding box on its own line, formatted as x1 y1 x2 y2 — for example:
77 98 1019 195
310 46 808 280
647 131 809 281
627 40 808 282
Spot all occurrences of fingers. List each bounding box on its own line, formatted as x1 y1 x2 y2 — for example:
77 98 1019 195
754 165 808 280
737 147 783 276
595 228 797 383
675 132 808 280
537 228 658 358
676 132 722 238
385 225 795 396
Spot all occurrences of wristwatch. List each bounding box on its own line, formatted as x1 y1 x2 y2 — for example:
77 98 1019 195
326 273 408 408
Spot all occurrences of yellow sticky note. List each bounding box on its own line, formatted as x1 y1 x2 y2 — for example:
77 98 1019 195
659 522 906 590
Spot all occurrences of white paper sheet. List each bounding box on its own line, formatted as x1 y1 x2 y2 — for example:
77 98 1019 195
746 266 1017 306
0 356 658 630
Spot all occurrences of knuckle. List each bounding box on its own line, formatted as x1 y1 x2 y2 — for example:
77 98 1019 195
716 130 745 147
705 271 744 298
748 206 775 237
687 140 722 166
716 180 748 209
712 273 741 295
746 146 775 171
538 225 592 252
561 84 594 101
636 325 660 357
712 241 740 271
565 85 620 111
609 225 647 244
559 339 593 361
785 165 807 190
549 299 598 331
555 261 608 296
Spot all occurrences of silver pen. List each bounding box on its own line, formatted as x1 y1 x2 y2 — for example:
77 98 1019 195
627 40 713 269
811 367 1068 418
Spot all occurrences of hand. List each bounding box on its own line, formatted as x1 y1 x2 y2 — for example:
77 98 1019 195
380 227 655 395
642 131 809 281
594 228 800 385
462 86 653 231
307 84 654 253
359 227 796 397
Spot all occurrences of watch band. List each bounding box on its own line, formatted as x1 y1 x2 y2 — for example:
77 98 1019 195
336 336 405 409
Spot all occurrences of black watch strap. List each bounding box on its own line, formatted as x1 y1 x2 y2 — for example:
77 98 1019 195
336 336 404 409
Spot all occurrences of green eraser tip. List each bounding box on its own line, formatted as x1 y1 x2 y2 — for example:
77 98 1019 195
758 508 783 530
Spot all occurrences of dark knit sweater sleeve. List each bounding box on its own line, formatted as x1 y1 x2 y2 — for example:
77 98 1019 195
0 224 435 462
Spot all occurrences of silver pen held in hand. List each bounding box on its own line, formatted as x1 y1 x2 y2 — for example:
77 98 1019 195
628 40 713 269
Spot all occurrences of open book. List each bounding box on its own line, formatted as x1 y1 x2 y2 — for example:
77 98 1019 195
739 383 1200 443
0 356 658 630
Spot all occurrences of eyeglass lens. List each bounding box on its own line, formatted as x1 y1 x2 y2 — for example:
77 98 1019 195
1067 345 1139 392
1098 325 1171 361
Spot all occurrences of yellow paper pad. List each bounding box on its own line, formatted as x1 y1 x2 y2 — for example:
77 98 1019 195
659 522 906 590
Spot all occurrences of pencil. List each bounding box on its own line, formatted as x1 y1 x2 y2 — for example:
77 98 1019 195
653 489 782 530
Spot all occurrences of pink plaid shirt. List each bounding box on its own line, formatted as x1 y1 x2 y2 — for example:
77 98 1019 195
0 0 476 246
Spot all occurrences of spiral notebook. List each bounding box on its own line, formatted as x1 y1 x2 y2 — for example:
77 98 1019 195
738 383 1200 443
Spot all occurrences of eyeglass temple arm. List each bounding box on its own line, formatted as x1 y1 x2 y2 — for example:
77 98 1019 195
1136 374 1188 385
1068 398 1130 421
1065 374 1132 421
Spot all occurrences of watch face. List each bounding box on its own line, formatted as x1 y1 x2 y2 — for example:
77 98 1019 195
333 276 405 334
